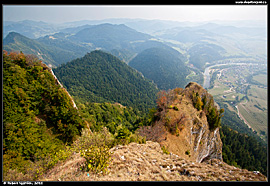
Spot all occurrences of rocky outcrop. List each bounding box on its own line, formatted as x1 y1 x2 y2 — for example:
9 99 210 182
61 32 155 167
41 141 266 181
138 82 223 163
38 82 266 181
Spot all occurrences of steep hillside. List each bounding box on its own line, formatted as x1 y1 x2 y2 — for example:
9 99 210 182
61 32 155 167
220 125 267 176
129 47 190 90
79 102 145 134
138 82 223 163
54 50 158 112
3 51 83 178
41 141 266 181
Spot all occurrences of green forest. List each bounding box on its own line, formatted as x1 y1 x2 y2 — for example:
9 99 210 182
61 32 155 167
3 51 83 178
54 50 158 113
3 51 147 180
78 102 146 134
129 47 190 90
2 50 267 180
220 125 267 176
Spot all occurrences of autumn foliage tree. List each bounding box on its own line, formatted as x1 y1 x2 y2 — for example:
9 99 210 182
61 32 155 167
156 90 169 109
156 88 180 110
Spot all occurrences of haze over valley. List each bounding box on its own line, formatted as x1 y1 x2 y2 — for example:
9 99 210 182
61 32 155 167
3 5 267 181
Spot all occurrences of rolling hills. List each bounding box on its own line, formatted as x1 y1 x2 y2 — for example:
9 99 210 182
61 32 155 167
3 23 179 67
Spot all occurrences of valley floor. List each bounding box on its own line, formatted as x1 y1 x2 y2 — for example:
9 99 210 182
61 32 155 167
207 62 267 141
41 141 266 181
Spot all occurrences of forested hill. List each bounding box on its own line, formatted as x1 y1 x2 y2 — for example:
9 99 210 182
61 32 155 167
54 50 159 112
3 51 83 175
129 47 190 90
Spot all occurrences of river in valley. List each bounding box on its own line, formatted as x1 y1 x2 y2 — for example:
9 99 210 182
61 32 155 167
203 63 249 89
203 66 211 89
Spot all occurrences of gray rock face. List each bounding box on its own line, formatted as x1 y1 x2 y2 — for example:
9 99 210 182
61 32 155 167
195 127 223 163
184 82 223 163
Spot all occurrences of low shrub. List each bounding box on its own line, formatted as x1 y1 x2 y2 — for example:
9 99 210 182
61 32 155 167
73 127 115 151
80 145 111 174
46 146 73 169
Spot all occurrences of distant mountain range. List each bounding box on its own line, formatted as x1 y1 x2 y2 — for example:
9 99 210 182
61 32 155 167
68 23 151 51
3 23 176 67
4 18 266 38
3 32 87 67
3 19 267 89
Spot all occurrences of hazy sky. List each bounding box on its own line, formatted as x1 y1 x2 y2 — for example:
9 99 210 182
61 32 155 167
3 5 267 23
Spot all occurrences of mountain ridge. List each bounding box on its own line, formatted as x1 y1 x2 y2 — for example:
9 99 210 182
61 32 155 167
54 50 158 112
69 23 151 51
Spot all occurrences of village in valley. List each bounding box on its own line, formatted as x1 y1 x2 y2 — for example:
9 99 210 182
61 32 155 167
207 62 267 141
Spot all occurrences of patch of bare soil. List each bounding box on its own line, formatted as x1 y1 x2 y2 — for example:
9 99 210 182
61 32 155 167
41 141 266 181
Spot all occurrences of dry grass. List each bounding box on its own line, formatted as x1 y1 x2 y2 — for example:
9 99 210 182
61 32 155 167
40 141 266 181
40 152 86 181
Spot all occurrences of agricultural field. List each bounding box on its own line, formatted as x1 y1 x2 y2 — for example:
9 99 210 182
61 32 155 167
242 84 267 139
248 85 267 101
207 63 267 140
252 73 267 87
238 100 267 138
208 79 229 96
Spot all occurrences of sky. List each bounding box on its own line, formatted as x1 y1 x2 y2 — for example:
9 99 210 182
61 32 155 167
3 5 267 24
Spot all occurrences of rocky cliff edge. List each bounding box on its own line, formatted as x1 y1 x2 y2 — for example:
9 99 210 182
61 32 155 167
138 82 223 163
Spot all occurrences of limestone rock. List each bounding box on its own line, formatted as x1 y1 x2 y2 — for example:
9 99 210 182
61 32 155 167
138 82 223 163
